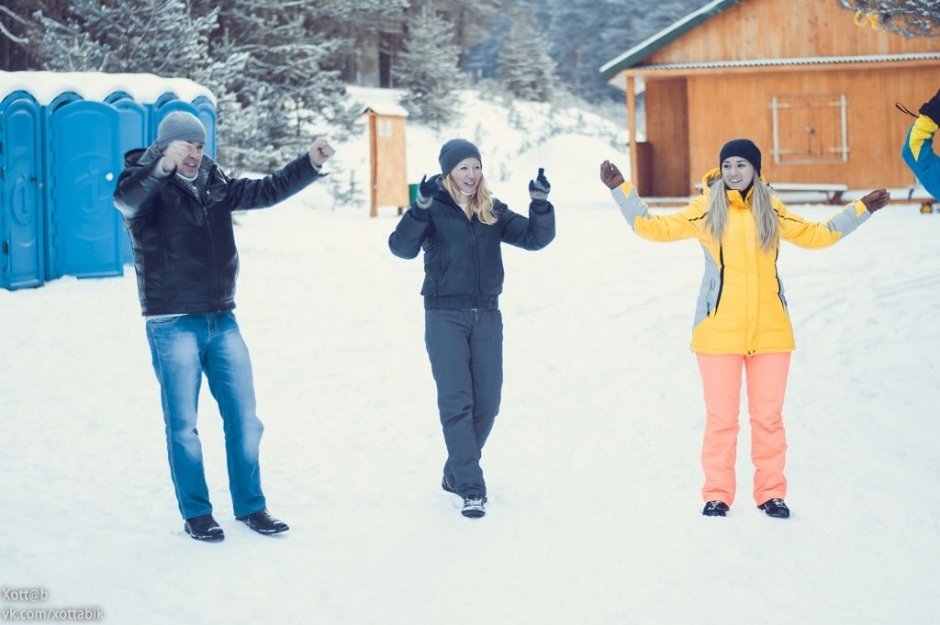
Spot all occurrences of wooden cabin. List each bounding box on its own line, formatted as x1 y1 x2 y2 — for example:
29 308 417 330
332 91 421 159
600 0 940 197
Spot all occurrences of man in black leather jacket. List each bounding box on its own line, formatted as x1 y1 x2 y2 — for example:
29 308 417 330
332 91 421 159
114 111 334 542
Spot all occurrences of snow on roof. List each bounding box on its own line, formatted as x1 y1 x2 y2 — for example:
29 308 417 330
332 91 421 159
628 52 940 72
347 85 410 117
604 52 940 91
0 71 215 106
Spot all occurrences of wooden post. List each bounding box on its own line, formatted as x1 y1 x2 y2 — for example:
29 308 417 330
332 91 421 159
626 74 638 187
367 110 378 218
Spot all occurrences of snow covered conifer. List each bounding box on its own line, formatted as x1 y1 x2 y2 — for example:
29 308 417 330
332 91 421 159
497 3 557 103
396 6 461 127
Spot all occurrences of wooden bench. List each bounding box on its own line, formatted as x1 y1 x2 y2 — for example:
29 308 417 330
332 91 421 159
766 182 847 204
694 182 848 204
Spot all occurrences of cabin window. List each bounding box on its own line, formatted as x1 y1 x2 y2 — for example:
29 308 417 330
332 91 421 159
769 94 849 164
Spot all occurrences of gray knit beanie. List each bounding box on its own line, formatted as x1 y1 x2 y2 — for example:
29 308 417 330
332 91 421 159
157 111 206 149
438 139 482 175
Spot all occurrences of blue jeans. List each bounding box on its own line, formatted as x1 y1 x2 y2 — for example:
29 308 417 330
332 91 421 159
146 312 266 519
425 309 503 498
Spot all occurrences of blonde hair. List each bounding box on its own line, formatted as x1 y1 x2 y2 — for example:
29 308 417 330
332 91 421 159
704 178 778 251
443 175 497 225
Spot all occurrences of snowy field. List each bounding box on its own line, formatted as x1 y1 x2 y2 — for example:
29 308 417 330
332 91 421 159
2 82 940 625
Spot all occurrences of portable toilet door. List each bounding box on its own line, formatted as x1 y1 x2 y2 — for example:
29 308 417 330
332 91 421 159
105 91 149 265
191 96 217 159
0 91 45 290
44 94 124 279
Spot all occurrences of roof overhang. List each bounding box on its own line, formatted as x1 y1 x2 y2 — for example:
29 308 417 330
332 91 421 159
605 52 940 91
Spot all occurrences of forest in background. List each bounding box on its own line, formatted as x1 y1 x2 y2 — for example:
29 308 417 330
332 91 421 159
0 0 714 171
0 0 935 173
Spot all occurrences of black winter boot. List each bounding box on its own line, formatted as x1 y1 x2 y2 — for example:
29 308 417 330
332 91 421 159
702 501 729 517
237 509 290 535
184 514 225 542
757 498 790 518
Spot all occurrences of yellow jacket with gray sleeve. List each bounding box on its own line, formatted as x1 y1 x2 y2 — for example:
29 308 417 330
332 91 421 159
611 169 873 355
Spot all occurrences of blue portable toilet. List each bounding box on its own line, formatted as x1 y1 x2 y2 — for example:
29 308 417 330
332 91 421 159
0 90 45 290
106 90 150 155
0 71 217 290
43 91 124 280
191 96 218 159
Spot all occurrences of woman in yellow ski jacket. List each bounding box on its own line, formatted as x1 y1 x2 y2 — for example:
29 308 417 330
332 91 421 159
600 139 889 519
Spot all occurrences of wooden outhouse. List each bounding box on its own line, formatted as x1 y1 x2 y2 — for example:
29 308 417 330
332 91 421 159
600 0 940 197
363 104 409 217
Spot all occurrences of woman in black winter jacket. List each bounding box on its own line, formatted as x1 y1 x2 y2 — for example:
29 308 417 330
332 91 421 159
388 139 555 519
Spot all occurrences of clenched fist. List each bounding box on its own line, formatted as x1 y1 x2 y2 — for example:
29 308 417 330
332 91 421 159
860 188 890 213
309 138 335 167
161 140 203 178
600 160 625 190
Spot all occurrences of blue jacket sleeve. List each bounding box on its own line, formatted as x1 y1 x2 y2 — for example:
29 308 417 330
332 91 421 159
388 207 433 259
497 199 555 250
902 115 940 198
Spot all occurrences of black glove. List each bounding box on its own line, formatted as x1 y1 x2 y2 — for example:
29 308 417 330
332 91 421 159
528 168 551 201
415 174 437 209
918 88 940 123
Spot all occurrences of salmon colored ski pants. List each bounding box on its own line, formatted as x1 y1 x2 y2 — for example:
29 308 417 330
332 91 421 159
695 352 791 507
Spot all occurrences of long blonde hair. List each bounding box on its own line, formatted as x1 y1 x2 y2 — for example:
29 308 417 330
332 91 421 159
443 175 497 225
704 178 778 250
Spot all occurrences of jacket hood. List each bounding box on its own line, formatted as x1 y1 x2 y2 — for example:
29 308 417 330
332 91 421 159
701 167 722 191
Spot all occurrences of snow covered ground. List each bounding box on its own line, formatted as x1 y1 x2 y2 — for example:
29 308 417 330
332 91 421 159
2 83 939 625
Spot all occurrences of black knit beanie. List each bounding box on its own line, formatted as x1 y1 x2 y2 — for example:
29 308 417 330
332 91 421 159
438 139 482 175
157 111 207 149
719 138 761 175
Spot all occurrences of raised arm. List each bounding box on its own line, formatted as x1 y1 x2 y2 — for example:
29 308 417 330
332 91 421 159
498 168 555 250
777 189 889 248
601 160 702 242
388 175 436 259
113 148 171 221
227 138 333 211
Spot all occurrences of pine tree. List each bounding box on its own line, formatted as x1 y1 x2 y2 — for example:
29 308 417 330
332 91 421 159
395 6 461 127
305 0 408 84
542 0 699 102
498 3 557 103
194 0 356 172
424 0 502 71
26 0 216 75
7 0 356 173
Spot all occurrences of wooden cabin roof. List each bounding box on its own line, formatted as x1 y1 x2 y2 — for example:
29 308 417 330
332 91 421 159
600 0 742 81
600 0 940 88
